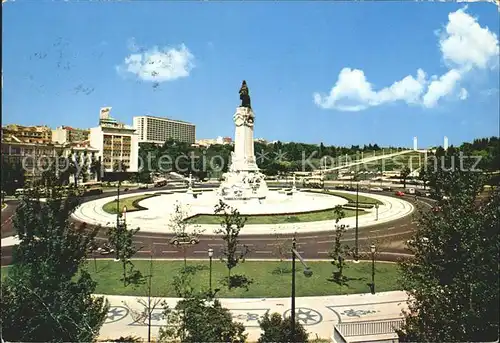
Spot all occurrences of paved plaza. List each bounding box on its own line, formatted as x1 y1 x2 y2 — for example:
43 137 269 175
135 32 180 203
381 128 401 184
99 290 408 341
71 189 414 235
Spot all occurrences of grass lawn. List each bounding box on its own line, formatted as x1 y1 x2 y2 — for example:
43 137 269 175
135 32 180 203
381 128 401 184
188 207 363 225
0 260 401 298
102 194 158 214
327 191 383 205
307 189 383 205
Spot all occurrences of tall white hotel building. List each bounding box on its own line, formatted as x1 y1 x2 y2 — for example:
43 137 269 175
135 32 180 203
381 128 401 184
133 115 196 145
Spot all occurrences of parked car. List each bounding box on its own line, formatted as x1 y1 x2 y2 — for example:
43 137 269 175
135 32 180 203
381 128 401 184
395 191 405 196
170 233 200 246
432 206 442 212
382 186 392 191
370 187 383 192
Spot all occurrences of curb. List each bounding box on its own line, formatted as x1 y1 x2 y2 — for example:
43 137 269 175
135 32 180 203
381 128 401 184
87 255 410 263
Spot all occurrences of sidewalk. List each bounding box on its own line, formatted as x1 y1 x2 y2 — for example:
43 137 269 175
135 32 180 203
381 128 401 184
99 291 408 341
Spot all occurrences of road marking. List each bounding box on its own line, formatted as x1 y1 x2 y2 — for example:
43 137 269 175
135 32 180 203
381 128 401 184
318 251 329 254
194 251 206 254
153 242 169 245
133 240 144 244
256 251 272 254
138 250 151 254
318 240 334 244
162 250 178 253
387 227 396 230
208 243 223 247
370 230 381 233
400 224 408 227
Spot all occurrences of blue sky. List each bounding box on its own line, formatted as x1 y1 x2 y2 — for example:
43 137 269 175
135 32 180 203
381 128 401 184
3 1 499 148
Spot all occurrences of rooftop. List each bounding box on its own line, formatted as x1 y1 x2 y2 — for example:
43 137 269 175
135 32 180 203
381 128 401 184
136 114 195 125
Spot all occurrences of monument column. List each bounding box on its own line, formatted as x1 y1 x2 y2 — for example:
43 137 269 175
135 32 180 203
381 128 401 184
218 80 268 200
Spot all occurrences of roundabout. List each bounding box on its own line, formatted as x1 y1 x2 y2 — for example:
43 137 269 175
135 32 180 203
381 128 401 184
71 188 414 235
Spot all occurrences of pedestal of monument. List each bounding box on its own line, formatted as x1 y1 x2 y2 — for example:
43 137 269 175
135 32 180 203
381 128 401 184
218 106 268 200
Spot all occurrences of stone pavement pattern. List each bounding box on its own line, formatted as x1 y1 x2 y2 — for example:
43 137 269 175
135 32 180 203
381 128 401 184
99 291 408 341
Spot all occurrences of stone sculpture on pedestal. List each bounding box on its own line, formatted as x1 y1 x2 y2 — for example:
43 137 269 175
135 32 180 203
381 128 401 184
218 81 268 200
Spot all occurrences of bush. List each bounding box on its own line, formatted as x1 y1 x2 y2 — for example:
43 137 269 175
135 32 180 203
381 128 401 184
258 312 309 343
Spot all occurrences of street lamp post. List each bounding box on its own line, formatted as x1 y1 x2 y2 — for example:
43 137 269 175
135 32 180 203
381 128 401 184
291 237 313 340
355 183 359 261
370 244 376 294
375 203 379 221
208 248 214 294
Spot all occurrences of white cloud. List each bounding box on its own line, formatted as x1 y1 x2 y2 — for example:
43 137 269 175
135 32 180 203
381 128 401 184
117 43 194 82
439 7 499 69
458 88 469 100
422 69 463 108
313 68 427 111
314 7 499 111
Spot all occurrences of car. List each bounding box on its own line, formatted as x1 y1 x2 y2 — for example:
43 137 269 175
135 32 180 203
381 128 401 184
370 187 383 192
432 206 442 212
382 186 392 191
406 237 429 246
97 244 115 255
395 191 405 196
170 233 200 246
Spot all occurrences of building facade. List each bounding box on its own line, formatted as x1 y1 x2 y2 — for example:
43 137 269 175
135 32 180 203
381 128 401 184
90 107 139 172
2 124 52 144
52 126 90 144
196 136 232 147
133 115 196 145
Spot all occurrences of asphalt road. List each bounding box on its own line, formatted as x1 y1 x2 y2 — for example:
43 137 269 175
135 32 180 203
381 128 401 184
1 184 434 265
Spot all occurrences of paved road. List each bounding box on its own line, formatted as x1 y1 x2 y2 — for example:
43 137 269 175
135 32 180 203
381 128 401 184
1 185 433 265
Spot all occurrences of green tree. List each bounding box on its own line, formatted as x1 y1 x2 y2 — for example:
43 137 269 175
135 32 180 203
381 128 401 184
123 256 162 343
107 221 144 287
1 156 25 194
0 184 109 342
214 200 249 288
258 312 309 343
328 206 351 284
167 202 204 267
397 157 499 341
158 293 247 343
418 165 428 190
400 166 411 189
89 155 102 182
271 228 293 275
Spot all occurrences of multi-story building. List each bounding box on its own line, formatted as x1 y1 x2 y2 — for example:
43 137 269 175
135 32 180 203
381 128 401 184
2 124 52 144
1 132 64 185
196 136 233 147
133 115 196 145
2 132 101 185
90 107 139 172
52 126 90 144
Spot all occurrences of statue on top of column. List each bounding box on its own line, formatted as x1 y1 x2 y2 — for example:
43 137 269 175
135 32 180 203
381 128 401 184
239 80 251 108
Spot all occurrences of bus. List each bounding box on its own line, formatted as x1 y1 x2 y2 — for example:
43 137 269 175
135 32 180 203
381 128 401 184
302 176 324 189
154 179 168 187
